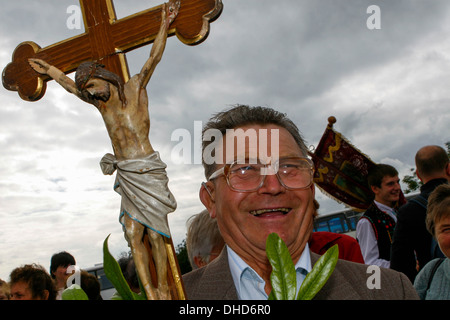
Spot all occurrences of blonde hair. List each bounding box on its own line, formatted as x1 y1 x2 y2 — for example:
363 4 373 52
186 210 223 269
426 184 450 237
0 279 11 300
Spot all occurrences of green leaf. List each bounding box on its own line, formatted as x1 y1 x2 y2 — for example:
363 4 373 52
296 244 339 300
103 234 143 300
61 284 89 300
136 273 148 300
266 233 297 300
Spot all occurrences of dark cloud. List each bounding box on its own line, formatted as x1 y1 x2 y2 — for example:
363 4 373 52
1 0 450 279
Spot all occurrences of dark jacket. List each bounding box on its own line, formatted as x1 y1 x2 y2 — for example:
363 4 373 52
390 178 448 283
358 203 396 261
183 246 419 300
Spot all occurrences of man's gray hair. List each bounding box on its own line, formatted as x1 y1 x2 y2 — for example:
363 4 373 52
201 105 308 179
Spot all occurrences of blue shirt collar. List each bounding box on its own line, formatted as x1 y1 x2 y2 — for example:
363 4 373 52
227 243 311 300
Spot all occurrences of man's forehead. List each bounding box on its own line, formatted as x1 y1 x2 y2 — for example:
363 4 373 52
214 125 302 163
382 175 399 183
11 281 29 291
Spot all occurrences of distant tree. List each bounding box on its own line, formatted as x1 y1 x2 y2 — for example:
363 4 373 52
175 239 192 274
402 141 450 194
402 168 422 194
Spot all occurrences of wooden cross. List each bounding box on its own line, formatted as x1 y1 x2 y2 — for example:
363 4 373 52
2 0 223 102
2 0 223 300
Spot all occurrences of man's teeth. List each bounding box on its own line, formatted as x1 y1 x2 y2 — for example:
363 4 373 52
250 208 290 216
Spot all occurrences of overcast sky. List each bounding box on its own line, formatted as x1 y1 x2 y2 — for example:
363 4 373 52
1 0 449 280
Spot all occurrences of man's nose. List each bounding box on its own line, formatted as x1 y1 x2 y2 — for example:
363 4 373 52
257 172 285 194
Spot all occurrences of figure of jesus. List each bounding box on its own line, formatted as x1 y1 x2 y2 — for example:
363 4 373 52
29 0 181 300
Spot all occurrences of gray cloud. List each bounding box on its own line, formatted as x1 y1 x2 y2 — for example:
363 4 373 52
1 0 449 280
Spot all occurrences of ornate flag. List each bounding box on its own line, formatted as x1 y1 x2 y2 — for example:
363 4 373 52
309 116 406 211
309 117 375 211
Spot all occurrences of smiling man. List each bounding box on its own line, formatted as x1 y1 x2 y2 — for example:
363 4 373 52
356 164 401 268
183 105 418 300
203 122 315 298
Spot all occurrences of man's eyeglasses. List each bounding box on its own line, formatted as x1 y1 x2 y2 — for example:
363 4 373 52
208 157 314 192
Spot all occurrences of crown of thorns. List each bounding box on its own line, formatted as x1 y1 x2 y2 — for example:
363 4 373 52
78 63 105 90
78 50 125 90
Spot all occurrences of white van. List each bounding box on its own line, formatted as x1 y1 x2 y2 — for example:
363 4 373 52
84 264 116 300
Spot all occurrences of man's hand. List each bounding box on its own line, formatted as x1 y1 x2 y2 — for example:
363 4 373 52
28 58 51 75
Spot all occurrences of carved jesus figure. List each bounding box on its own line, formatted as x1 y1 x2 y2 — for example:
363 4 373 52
29 1 181 300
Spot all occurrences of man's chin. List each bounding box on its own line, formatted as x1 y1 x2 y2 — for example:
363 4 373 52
390 196 400 204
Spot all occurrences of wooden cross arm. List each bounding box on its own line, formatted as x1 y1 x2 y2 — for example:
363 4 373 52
3 42 45 101
2 0 223 102
171 0 223 45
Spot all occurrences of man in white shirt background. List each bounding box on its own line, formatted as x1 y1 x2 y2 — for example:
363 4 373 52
356 164 401 268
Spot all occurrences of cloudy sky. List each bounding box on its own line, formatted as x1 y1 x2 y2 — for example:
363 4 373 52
1 0 449 280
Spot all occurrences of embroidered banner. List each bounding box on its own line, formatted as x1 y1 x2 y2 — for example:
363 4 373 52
309 117 375 211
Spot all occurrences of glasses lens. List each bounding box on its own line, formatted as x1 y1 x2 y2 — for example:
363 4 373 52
277 158 313 189
227 162 265 191
226 158 313 191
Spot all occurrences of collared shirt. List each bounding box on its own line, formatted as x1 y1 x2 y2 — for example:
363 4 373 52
227 244 312 300
356 201 397 268
373 200 398 221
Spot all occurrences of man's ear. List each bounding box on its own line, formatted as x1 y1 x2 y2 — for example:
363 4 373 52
415 169 424 183
370 185 380 195
41 289 49 300
200 182 216 218
193 256 207 269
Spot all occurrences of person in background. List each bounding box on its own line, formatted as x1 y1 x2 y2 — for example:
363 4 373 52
310 232 365 264
117 252 140 293
310 200 365 263
80 270 103 300
9 264 57 300
391 145 449 282
414 184 450 299
186 209 225 269
356 164 401 267
49 251 76 299
0 279 11 300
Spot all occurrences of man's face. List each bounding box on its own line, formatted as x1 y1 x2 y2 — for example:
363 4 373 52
204 124 315 259
53 265 71 286
435 215 450 258
10 281 42 300
372 175 401 207
84 78 111 102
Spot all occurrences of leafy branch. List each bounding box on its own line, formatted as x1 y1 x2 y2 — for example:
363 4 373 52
266 233 338 300
102 234 147 300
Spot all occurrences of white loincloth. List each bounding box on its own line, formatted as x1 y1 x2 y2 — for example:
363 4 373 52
100 151 177 239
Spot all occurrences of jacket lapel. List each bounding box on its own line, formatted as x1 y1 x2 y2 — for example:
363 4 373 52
192 246 238 299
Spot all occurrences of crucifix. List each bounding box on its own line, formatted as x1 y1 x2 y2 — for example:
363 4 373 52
3 0 223 300
3 0 223 101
